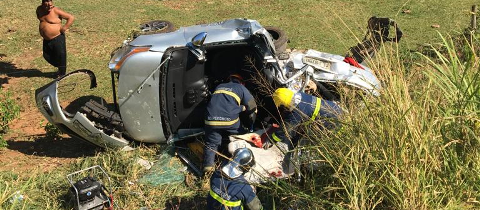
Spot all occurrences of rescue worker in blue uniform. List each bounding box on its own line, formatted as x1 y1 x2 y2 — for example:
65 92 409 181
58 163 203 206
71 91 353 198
269 87 342 149
207 147 263 210
203 74 257 173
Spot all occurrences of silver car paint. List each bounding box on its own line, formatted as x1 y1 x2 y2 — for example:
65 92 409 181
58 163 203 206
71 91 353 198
288 49 381 95
35 18 381 148
130 19 267 51
117 51 165 143
35 71 132 150
117 19 274 143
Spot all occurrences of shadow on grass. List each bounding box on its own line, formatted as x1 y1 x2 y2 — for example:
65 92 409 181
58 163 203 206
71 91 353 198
0 60 57 87
164 195 207 210
58 191 76 210
7 135 100 158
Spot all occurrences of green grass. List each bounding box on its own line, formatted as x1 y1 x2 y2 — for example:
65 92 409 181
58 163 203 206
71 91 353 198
0 89 20 148
1 146 207 209
0 0 479 209
0 0 476 110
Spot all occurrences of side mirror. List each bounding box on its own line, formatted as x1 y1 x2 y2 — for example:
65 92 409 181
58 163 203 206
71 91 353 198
191 32 207 47
188 32 208 62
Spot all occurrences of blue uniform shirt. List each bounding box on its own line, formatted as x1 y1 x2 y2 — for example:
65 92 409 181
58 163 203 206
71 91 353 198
205 81 255 130
271 92 342 148
207 171 258 210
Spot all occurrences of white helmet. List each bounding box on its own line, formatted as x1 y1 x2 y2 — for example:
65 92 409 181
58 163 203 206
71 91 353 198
221 148 255 179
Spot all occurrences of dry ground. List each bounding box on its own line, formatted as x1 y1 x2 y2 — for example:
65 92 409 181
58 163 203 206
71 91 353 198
0 56 99 175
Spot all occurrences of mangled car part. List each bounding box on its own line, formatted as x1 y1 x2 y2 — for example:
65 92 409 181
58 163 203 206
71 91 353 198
35 18 399 149
35 70 133 150
276 49 381 98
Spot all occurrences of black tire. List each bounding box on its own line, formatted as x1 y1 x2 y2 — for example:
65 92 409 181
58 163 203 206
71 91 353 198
265 26 288 54
139 20 176 35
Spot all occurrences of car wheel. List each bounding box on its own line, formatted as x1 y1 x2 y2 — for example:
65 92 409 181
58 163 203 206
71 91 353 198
135 20 176 37
265 26 288 54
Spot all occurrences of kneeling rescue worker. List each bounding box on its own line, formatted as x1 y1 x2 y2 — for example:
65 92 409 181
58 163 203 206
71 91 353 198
207 147 263 210
203 74 257 173
269 87 342 149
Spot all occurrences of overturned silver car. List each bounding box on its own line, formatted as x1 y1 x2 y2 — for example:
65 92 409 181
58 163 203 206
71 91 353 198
35 18 391 150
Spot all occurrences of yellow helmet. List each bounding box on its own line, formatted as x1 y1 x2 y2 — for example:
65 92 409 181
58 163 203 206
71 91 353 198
273 88 294 109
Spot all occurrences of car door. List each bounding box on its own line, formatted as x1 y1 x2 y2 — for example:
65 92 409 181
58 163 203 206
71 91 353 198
160 47 208 137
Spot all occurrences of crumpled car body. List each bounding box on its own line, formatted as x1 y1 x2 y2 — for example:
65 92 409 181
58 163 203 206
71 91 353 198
35 70 132 149
35 18 381 149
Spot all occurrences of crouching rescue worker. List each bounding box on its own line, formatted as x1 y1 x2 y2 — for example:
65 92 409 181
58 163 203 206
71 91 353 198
203 74 257 173
207 148 263 210
269 87 342 149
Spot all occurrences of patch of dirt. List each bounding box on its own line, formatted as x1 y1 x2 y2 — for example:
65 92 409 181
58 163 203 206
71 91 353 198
0 135 98 173
8 109 46 137
12 48 42 70
161 0 202 11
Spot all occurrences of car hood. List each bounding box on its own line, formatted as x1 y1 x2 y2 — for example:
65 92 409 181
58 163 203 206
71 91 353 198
130 18 265 52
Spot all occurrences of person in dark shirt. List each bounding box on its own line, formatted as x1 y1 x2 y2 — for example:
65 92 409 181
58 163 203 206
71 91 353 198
267 87 342 175
207 148 263 210
269 87 342 149
203 74 257 172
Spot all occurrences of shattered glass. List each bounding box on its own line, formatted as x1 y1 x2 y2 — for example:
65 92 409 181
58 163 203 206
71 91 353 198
138 147 185 186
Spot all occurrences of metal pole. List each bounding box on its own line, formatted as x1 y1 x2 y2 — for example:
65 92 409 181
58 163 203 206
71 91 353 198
111 72 119 114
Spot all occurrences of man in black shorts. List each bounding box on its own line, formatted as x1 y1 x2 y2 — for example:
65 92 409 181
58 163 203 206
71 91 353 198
37 0 75 78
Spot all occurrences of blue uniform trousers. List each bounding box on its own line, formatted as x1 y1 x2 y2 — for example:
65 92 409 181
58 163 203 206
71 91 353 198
203 125 241 167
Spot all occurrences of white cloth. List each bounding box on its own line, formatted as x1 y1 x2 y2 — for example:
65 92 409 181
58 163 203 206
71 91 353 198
228 136 293 183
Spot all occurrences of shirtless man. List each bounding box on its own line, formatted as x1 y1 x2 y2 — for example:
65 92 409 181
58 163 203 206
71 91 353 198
36 0 74 78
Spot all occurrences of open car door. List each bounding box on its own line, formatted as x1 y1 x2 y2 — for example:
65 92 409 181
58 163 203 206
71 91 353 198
160 47 208 141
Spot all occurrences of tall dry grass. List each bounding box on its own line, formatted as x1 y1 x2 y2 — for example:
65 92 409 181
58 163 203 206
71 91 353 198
261 34 480 210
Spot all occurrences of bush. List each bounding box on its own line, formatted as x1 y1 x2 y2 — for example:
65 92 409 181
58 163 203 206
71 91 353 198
44 123 63 140
0 88 20 148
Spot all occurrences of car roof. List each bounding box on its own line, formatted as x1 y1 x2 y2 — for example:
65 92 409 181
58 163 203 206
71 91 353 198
130 18 265 52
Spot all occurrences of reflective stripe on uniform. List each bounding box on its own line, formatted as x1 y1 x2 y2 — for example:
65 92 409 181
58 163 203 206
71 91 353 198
310 97 321 120
209 189 242 207
205 118 239 126
214 90 241 105
272 132 282 142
